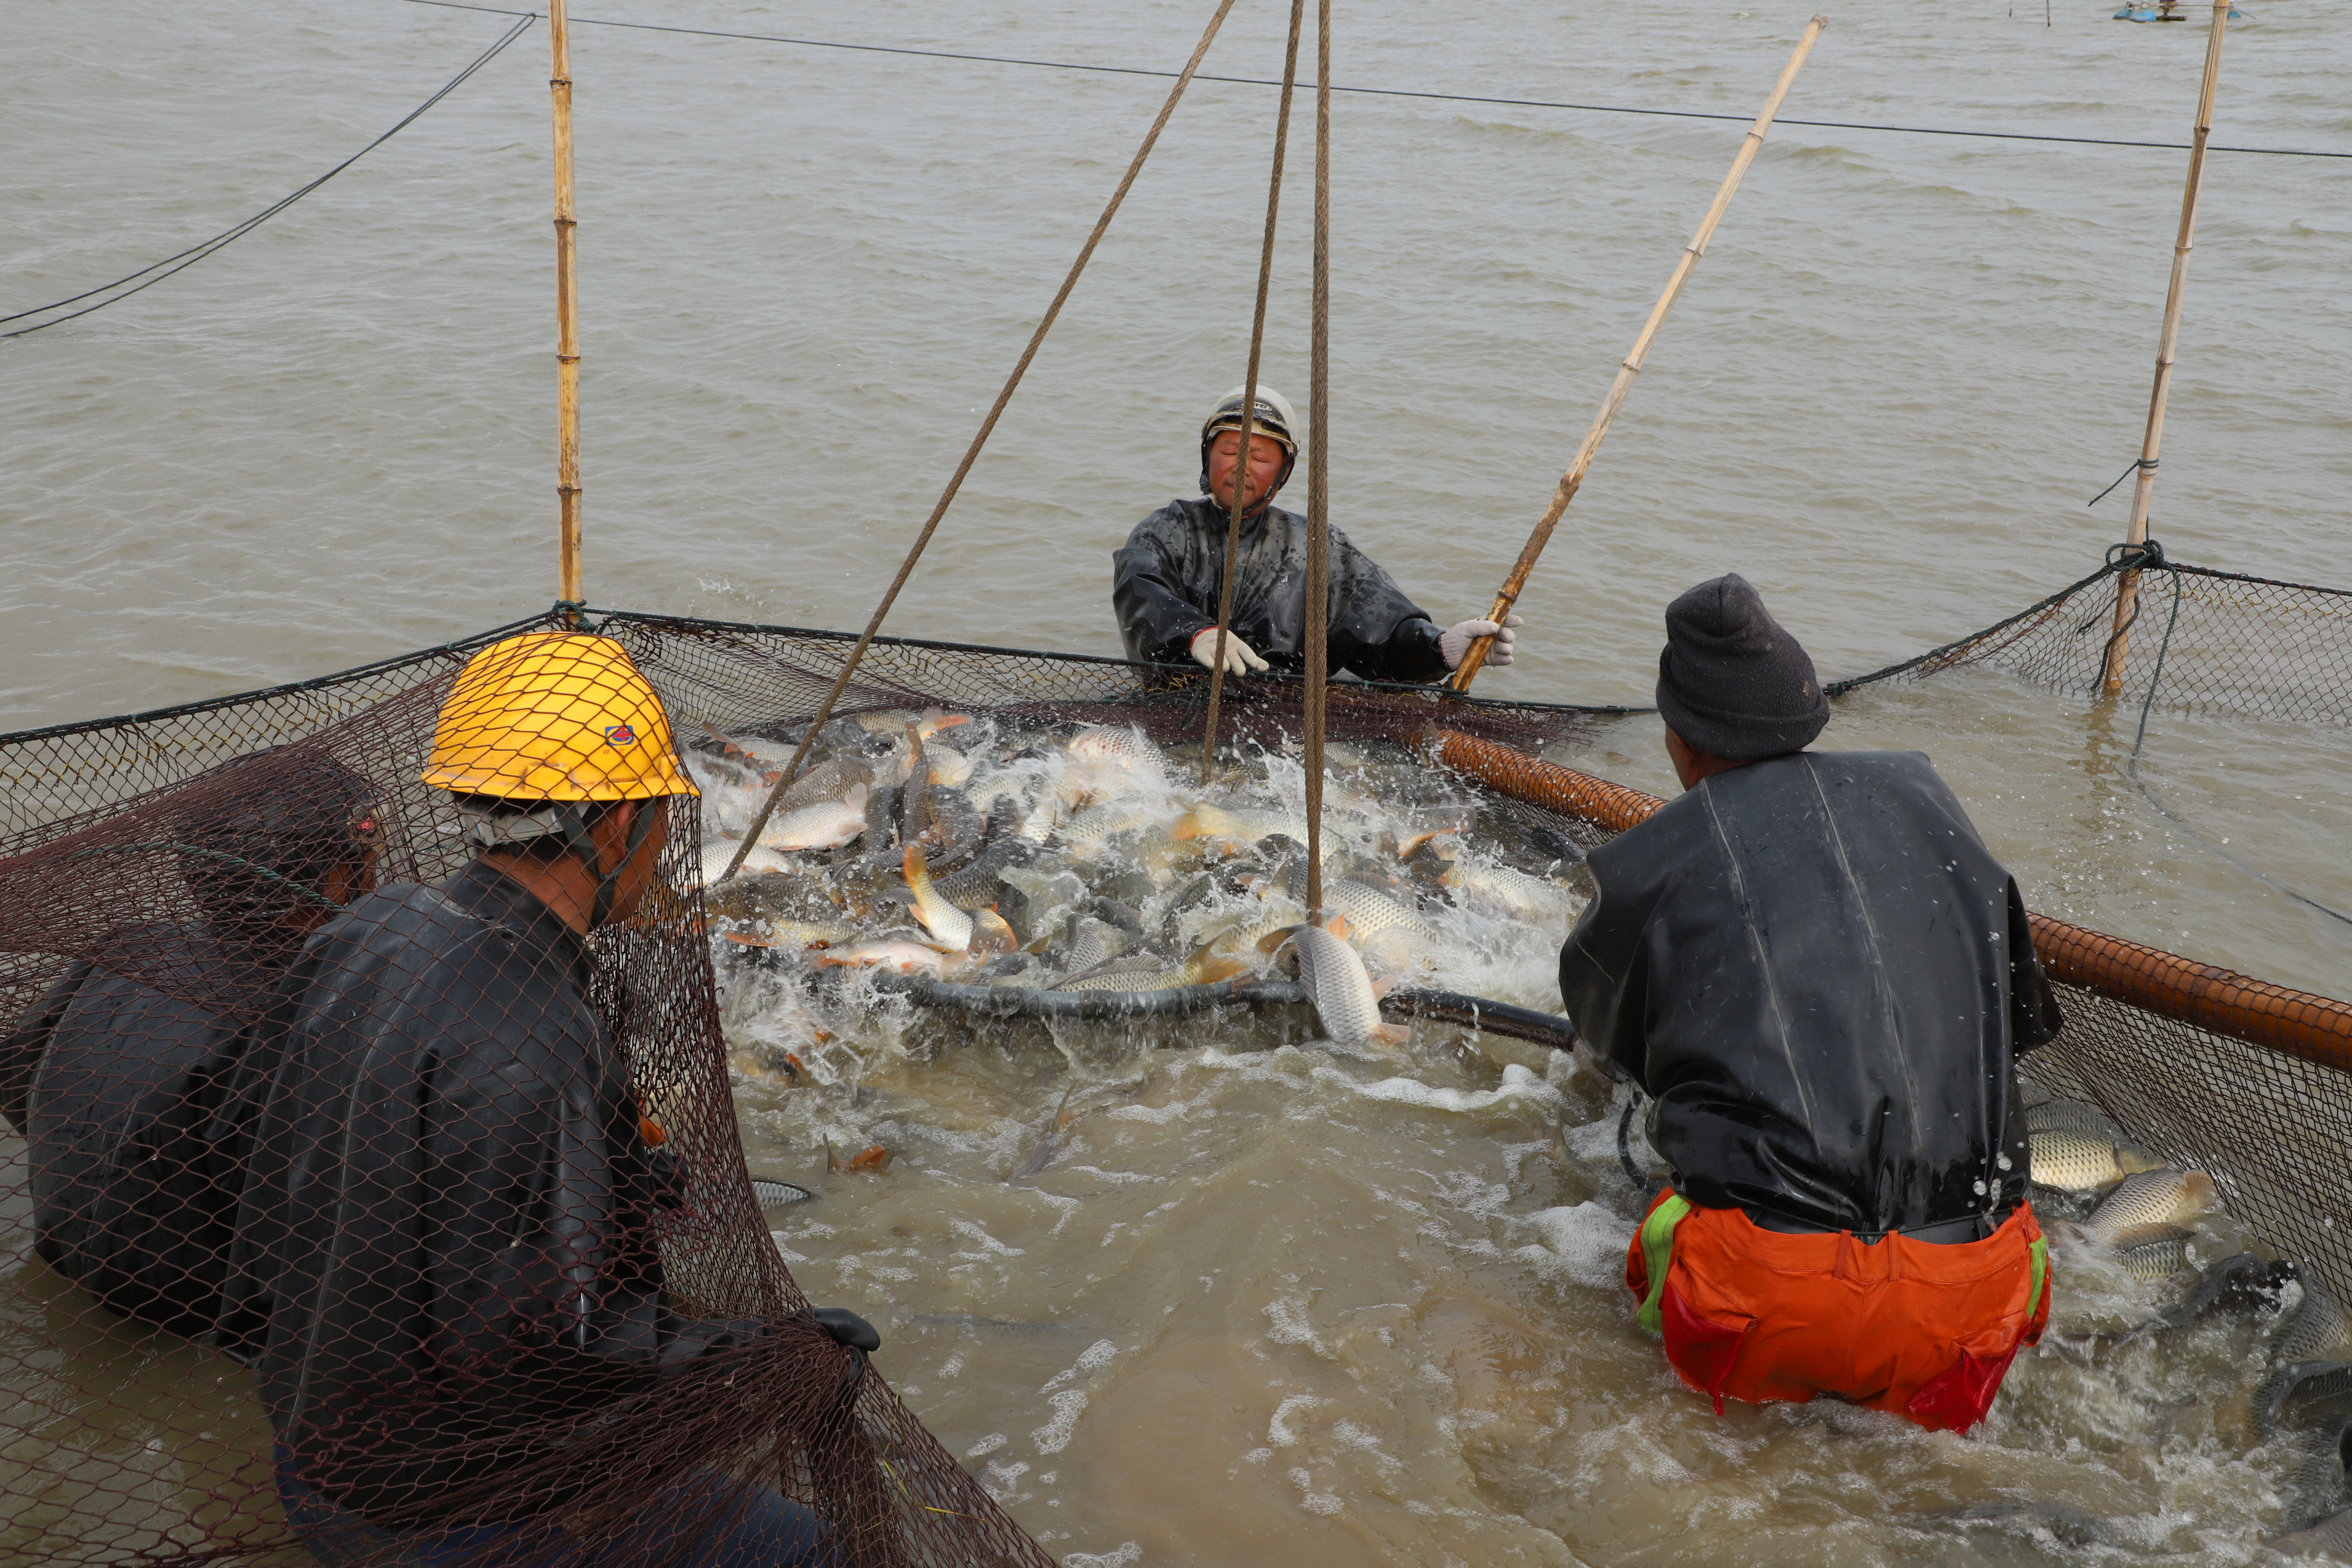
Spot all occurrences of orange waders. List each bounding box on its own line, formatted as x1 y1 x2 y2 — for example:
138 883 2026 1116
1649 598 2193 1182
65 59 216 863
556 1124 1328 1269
1625 1193 2050 1433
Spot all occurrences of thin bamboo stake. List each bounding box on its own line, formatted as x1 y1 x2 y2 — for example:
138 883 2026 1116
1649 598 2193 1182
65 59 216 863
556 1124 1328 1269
2102 0 2230 696
1303 0 1332 920
550 0 582 611
720 0 1245 884
1199 0 1307 785
1448 15 1827 692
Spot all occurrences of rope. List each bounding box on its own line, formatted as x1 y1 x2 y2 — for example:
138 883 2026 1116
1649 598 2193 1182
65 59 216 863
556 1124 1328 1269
1199 0 1306 785
2087 457 2158 508
68 842 342 909
1301 0 1333 920
2 17 536 341
390 1 2352 161
717 0 1247 883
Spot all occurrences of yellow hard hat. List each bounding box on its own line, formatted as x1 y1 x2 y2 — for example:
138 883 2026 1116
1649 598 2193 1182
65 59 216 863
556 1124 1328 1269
421 633 699 802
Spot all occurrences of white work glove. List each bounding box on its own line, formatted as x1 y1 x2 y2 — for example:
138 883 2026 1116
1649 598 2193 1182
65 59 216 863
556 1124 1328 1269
1190 626 1270 675
1440 614 1522 670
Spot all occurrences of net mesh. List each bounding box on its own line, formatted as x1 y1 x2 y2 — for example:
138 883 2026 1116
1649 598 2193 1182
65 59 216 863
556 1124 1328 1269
1 568 2346 1565
1829 552 2352 727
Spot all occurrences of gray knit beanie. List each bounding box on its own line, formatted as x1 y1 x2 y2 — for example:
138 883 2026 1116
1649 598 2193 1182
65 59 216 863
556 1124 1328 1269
1655 574 1828 761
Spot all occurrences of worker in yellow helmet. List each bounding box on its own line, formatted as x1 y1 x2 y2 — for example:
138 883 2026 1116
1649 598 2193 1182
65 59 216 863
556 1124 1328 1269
223 634 857 1564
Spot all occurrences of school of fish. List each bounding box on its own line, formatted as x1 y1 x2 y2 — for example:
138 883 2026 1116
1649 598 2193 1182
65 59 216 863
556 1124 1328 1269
690 708 1585 1052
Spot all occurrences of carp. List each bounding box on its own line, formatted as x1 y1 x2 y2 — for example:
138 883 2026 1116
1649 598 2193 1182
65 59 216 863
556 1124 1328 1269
1052 799 1161 859
934 837 1040 909
1268 922 1408 1049
1055 942 1247 994
2081 1168 2219 1248
903 844 975 951
2029 1129 2164 1193
761 783 871 852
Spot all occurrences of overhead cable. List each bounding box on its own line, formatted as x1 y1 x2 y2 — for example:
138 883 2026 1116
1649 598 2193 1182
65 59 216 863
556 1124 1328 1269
397 0 2351 161
2 16 536 341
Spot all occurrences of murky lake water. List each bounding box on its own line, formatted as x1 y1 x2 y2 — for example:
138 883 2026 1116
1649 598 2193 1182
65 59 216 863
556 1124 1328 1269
5 0 2351 1560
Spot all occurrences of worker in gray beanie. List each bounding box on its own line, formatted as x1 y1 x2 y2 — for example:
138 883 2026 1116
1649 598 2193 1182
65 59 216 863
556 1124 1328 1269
1653 573 1827 762
1557 572 2063 1435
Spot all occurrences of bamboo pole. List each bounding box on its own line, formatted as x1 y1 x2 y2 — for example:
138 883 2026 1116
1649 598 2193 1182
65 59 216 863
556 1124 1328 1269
1448 15 1827 692
551 0 583 611
1197 0 1306 786
2101 0 2230 696
1302 0 1331 919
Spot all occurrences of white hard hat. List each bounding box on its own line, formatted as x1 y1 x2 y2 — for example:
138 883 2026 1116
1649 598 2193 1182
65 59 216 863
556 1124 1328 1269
1202 385 1300 456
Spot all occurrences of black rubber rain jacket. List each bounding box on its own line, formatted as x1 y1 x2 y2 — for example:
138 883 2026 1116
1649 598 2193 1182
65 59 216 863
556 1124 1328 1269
1559 751 2063 1236
1111 497 1450 682
21 933 260 1337
224 860 752 1521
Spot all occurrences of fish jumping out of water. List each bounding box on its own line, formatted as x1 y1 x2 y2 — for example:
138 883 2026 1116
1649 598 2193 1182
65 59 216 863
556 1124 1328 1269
2080 1168 2219 1248
904 844 974 951
1267 921 1408 1048
763 784 871 851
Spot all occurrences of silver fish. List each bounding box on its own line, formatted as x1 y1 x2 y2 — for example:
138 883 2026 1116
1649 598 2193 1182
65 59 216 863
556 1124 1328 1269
2273 1502 2352 1558
933 837 1040 910
1273 923 1406 1049
1057 915 1128 979
1063 724 1168 792
1051 798 1159 859
1055 943 1244 994
2278 1273 2352 1366
1010 1083 1080 1180
902 844 973 951
773 755 870 811
1438 858 1569 922
752 1178 816 1208
760 784 871 852
2081 1168 2219 1248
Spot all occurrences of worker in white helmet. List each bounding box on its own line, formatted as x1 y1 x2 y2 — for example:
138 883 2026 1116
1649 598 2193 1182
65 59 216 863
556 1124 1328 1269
1110 386 1521 681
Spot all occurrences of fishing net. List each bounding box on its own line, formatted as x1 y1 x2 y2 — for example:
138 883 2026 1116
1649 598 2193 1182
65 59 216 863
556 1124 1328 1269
1 565 2347 1565
0 623 1053 1568
1829 548 2352 727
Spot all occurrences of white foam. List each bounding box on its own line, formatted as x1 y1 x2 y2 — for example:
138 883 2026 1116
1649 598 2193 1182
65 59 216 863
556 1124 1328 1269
1030 1389 1090 1454
1517 1202 1634 1289
1334 1061 1558 1113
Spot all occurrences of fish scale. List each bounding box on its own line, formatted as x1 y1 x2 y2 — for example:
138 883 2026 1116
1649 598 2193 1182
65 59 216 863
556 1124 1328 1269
2081 1168 2218 1247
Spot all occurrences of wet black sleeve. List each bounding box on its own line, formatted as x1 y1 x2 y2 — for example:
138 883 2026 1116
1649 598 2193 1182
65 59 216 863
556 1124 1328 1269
2007 880 2065 1054
1325 529 1449 684
1111 514 1215 666
1 963 90 1135
1557 871 1657 1091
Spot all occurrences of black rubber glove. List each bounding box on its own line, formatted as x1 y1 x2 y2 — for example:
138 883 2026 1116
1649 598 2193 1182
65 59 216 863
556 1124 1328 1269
813 1307 881 1353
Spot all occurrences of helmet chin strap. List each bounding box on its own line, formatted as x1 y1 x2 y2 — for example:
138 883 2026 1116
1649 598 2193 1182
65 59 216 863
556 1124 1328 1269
552 800 663 929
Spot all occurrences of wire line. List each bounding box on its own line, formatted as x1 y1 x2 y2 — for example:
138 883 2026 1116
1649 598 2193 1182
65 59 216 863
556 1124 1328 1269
395 0 2352 161
2 15 536 340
